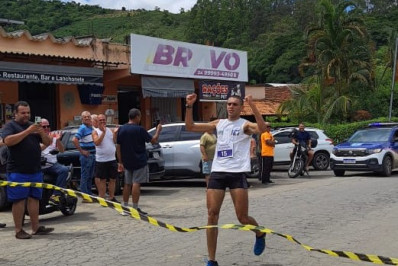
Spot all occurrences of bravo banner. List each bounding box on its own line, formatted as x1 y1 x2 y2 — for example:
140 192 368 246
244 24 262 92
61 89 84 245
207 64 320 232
130 34 248 82
199 80 245 102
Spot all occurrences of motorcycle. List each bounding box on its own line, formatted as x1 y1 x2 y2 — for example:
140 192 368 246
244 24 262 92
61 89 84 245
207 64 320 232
288 143 309 178
23 161 78 222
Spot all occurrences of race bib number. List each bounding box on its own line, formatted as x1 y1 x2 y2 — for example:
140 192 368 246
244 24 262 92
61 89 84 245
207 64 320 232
217 143 233 158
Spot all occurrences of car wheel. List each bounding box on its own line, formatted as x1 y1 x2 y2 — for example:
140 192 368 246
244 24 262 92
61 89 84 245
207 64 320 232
333 170 345 177
0 186 7 211
380 156 392 177
312 151 330 170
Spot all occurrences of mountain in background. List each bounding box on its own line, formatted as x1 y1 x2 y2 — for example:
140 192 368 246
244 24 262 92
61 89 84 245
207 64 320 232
0 0 396 86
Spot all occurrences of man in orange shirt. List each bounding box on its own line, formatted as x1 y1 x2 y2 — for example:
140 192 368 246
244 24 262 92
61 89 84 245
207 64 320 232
260 122 275 184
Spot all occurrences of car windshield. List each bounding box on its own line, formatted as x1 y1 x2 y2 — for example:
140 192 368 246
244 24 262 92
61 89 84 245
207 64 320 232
348 128 391 143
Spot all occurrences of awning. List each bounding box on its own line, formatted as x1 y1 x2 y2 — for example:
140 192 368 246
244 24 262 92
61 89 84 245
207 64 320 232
0 61 103 86
141 76 194 98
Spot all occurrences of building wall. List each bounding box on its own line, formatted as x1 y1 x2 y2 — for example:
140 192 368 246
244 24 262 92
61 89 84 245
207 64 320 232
58 84 118 128
201 102 217 121
0 81 19 124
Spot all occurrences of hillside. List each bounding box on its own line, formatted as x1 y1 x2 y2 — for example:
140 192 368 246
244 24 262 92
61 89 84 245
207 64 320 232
52 10 190 43
1 0 398 121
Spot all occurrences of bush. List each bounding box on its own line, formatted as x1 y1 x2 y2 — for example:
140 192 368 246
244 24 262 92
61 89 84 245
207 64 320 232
269 117 398 145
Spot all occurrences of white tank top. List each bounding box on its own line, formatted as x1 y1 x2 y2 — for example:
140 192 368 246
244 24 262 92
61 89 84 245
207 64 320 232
94 127 116 162
211 118 251 172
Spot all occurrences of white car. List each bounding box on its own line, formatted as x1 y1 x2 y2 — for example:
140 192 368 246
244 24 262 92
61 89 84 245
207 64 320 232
272 127 334 170
148 123 203 176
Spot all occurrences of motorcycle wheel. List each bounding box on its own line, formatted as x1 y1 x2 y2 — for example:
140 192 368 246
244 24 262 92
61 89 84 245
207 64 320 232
288 158 304 178
60 196 77 216
246 158 260 178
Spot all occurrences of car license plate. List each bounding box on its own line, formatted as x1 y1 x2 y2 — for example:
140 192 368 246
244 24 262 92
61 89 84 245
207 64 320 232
152 152 159 159
343 159 356 164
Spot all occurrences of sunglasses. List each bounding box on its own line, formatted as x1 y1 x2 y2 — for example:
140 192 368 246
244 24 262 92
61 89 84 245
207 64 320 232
42 125 50 128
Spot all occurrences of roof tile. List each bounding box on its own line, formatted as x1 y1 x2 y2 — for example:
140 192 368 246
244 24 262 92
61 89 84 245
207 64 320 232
241 86 292 115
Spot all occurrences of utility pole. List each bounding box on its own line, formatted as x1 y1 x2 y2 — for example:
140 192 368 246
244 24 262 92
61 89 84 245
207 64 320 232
388 37 398 121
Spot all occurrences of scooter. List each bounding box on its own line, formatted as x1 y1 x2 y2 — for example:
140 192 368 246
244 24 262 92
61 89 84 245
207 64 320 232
23 161 78 221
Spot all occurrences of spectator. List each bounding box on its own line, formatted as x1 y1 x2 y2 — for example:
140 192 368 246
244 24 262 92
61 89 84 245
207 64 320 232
92 114 119 202
185 93 267 266
290 122 313 171
260 122 275 184
40 118 69 204
72 111 96 199
200 128 217 186
2 101 53 239
91 114 99 129
116 108 162 215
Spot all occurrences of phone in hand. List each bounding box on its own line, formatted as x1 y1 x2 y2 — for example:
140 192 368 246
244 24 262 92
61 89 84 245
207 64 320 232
35 116 41 124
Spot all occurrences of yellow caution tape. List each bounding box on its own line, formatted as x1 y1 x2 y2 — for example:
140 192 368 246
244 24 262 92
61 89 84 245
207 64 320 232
1 181 397 265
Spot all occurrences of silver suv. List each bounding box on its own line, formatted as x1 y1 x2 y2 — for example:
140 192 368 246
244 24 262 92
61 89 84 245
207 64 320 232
272 127 334 170
148 123 203 176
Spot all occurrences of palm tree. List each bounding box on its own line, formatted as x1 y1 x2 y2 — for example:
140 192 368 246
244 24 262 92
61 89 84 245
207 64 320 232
299 0 373 122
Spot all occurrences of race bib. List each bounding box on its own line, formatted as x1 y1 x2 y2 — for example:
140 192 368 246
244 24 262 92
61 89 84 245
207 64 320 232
217 143 233 158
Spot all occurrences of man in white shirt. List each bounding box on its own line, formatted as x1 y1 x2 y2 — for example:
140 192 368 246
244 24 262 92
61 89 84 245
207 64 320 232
185 93 267 266
92 114 119 202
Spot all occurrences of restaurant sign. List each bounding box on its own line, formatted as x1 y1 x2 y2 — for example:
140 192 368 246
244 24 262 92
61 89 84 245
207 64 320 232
0 61 103 86
131 34 248 82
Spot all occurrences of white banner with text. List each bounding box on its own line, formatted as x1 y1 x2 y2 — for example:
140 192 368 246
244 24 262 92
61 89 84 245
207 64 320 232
130 34 248 82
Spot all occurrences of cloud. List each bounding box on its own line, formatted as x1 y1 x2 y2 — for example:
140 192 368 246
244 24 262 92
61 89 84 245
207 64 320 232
61 0 196 13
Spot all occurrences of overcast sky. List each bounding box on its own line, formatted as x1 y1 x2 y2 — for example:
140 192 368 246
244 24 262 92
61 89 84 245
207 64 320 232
61 0 197 13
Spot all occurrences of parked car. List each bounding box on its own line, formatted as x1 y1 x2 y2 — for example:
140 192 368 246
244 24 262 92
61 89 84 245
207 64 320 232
148 123 203 176
271 127 334 170
56 125 165 194
330 122 398 176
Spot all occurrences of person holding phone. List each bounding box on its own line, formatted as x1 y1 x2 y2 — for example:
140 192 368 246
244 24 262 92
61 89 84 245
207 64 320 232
2 101 53 239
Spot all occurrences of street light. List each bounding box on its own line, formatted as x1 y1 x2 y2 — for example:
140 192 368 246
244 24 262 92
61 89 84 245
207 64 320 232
388 37 398 121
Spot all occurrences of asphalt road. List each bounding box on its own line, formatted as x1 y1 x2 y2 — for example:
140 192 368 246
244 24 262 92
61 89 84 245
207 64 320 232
0 168 398 266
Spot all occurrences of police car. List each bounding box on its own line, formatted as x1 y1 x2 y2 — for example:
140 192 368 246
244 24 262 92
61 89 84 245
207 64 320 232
330 123 398 176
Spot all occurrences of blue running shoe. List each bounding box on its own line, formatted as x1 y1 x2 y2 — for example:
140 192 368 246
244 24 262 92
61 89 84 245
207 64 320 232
206 260 219 266
254 233 266 256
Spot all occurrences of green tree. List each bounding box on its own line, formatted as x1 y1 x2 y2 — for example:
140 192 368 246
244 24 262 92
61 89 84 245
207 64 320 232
300 0 374 123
